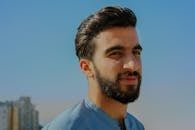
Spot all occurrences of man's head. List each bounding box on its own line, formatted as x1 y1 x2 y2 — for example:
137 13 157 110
75 6 142 104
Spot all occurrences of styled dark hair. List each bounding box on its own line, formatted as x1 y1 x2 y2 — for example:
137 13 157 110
75 6 137 60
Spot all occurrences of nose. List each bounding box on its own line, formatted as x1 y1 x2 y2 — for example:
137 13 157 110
123 58 140 71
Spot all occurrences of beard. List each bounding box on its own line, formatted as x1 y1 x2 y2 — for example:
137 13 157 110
93 64 141 104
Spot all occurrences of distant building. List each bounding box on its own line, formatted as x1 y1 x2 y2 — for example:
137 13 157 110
0 97 39 130
0 101 11 130
32 109 39 130
11 104 19 130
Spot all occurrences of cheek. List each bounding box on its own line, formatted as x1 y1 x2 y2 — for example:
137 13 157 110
93 56 123 78
138 59 142 73
102 60 123 77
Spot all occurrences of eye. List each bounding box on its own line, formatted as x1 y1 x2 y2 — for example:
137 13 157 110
108 51 123 59
133 50 141 56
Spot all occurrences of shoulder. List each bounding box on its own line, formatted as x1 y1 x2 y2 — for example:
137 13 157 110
42 100 89 130
126 113 145 130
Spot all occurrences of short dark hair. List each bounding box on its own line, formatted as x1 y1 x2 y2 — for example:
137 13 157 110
75 6 137 60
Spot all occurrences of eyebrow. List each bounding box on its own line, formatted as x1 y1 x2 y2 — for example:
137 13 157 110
105 45 125 55
133 44 143 51
105 44 143 54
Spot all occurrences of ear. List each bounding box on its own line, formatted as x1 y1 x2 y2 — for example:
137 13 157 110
79 59 94 78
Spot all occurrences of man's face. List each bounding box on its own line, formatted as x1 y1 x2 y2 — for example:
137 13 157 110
91 27 142 104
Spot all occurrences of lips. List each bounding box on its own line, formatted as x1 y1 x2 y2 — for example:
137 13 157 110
119 76 138 85
124 77 137 80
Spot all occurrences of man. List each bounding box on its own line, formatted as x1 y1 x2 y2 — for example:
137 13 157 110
42 6 144 130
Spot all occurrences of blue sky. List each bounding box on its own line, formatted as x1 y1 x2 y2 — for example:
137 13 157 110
0 1 195 129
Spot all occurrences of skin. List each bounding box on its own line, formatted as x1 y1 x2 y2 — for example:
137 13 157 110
80 26 142 122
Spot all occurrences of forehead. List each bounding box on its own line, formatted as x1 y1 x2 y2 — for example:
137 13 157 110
94 27 139 51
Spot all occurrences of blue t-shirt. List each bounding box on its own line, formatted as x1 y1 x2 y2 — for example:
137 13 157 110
42 99 144 130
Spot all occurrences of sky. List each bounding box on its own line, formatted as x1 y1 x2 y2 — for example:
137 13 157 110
0 0 195 129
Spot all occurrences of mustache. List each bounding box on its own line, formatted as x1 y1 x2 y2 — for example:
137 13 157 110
118 71 140 78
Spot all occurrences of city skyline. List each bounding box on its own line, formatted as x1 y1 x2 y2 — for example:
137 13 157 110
0 1 195 130
0 96 40 130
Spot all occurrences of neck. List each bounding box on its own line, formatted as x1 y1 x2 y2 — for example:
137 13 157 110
88 84 128 121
